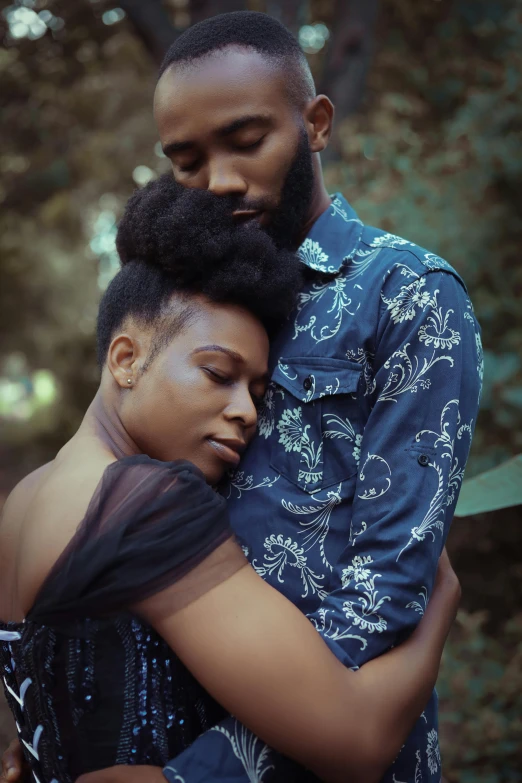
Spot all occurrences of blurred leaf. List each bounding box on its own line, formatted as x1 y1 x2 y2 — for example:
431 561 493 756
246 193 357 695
455 454 522 516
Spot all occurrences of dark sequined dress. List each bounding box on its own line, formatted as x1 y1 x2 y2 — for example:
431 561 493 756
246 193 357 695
0 456 244 783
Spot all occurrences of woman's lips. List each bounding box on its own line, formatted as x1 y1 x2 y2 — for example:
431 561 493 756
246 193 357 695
207 438 243 467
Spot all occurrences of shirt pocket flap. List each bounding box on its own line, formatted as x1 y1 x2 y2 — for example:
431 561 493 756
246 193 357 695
272 356 362 402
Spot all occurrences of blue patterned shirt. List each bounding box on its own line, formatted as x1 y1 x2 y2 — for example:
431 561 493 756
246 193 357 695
163 195 483 783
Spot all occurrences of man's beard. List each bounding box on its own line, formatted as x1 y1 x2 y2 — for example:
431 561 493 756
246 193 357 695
221 126 315 251
262 127 315 250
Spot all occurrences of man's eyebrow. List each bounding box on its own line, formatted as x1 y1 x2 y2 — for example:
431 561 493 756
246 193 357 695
217 114 272 137
191 345 244 363
162 139 194 157
162 115 272 157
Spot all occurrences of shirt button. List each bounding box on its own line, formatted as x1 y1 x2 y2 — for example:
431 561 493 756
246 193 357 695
418 454 430 467
303 376 313 391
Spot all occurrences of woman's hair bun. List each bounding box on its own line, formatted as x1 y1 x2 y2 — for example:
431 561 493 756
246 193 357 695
115 174 303 334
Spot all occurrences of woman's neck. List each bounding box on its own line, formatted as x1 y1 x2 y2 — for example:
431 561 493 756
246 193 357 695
76 390 141 461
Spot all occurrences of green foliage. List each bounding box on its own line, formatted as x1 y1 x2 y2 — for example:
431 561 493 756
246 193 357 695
0 0 168 474
324 0 522 477
438 610 522 782
321 2 522 777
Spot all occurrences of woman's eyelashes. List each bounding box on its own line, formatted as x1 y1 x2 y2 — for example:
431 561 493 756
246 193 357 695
203 368 266 409
203 367 231 385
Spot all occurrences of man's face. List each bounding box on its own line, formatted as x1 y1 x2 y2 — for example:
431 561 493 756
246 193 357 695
154 48 314 248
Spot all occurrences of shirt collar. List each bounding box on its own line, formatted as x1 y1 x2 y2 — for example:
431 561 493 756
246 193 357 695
297 193 364 274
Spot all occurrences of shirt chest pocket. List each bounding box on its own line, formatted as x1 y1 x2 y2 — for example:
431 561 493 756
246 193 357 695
269 356 363 494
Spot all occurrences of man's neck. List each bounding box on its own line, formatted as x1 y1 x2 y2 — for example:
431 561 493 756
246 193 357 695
297 161 332 247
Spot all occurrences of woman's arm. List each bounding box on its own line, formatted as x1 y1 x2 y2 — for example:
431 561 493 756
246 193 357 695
138 545 460 783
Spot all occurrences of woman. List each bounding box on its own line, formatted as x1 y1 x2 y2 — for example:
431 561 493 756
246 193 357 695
0 177 460 783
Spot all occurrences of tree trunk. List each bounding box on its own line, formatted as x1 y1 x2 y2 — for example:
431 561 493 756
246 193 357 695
320 0 379 162
119 0 179 65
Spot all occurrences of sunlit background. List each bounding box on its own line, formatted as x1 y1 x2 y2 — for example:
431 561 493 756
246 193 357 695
1 1 521 779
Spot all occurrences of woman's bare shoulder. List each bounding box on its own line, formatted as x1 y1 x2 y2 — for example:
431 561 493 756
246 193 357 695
1 453 116 620
1 462 54 527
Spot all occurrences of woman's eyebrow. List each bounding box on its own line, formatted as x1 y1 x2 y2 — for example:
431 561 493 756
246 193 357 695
191 345 244 363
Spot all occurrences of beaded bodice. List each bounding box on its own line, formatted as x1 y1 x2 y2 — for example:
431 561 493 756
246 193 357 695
0 614 225 781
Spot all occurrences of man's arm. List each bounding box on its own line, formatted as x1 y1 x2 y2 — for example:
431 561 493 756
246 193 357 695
307 268 482 667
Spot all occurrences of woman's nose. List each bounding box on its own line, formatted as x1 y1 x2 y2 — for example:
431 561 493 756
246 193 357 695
224 388 258 429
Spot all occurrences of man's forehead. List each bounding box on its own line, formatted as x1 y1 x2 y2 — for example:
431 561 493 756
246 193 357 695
154 48 288 127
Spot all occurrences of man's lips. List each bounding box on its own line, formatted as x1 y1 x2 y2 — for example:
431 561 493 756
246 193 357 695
207 438 246 466
232 209 263 224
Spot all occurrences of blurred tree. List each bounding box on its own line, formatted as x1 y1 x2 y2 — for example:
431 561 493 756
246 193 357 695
320 0 379 162
118 0 178 64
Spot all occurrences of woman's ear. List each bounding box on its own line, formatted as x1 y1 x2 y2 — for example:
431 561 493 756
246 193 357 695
304 95 335 153
107 333 142 389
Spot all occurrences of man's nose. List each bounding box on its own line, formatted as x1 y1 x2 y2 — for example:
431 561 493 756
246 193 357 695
207 160 247 197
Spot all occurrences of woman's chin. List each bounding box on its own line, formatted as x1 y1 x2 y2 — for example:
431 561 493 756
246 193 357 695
189 455 227 486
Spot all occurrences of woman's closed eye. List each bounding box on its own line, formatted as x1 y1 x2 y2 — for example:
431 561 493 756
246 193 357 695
203 367 232 385
203 368 267 408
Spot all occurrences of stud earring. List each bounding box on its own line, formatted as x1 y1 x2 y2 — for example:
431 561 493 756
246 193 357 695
127 377 133 385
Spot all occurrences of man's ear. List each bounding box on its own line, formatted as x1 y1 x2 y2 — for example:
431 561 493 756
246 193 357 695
304 95 334 153
107 333 143 389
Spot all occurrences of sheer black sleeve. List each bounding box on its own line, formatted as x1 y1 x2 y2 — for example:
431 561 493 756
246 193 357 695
28 456 245 625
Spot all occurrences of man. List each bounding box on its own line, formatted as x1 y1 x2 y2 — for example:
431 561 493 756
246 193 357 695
2 11 482 783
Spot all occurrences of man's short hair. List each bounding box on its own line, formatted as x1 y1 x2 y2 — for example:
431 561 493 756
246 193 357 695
158 11 316 107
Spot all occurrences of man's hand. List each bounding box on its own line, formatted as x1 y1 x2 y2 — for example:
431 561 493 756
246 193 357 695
1 739 26 783
77 766 166 783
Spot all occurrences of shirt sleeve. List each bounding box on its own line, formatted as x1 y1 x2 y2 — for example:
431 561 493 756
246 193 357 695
307 268 483 667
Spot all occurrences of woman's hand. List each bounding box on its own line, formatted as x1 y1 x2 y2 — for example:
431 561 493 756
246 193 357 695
0 740 27 783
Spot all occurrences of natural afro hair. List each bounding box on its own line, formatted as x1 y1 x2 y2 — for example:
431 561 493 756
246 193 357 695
158 11 315 107
96 175 304 367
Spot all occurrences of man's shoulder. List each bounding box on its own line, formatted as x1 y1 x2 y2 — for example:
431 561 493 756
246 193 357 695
353 224 467 294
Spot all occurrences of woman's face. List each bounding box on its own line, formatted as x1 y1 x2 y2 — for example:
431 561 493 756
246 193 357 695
120 298 270 484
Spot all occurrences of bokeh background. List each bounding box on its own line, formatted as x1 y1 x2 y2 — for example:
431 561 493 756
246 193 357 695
1 1 521 779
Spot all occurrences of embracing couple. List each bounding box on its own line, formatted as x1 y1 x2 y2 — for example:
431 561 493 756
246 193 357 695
0 11 482 783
